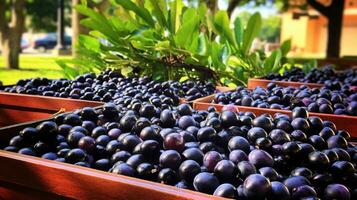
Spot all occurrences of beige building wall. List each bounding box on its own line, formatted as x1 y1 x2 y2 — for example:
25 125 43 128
281 0 357 57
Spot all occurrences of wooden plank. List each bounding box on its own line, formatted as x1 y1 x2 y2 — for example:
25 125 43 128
193 95 357 139
0 151 225 200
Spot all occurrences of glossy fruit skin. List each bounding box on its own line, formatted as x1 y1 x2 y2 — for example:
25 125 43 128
111 162 136 177
136 163 158 180
214 160 237 182
203 151 223 172
247 127 268 143
308 151 330 170
248 149 274 168
228 136 250 153
237 161 257 179
182 148 204 165
219 111 239 128
243 174 271 199
213 183 237 198
179 160 201 182
193 172 220 194
330 161 355 178
159 150 181 169
178 116 196 130
3 99 357 199
19 127 38 142
327 135 348 149
229 150 248 164
291 167 313 179
163 133 185 152
259 167 279 181
36 121 58 142
253 116 274 132
324 184 351 200
291 185 317 200
65 148 86 164
197 127 217 142
41 152 58 160
78 136 96 152
267 181 290 200
283 176 311 192
94 159 110 171
18 148 36 156
158 168 178 185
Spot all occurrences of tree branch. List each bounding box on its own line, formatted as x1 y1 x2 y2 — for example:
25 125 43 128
227 0 241 17
0 0 8 31
307 0 330 17
10 0 25 33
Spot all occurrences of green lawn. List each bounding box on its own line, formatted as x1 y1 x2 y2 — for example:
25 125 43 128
0 55 71 85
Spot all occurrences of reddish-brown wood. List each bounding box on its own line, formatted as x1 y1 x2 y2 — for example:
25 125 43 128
180 86 234 104
247 78 324 89
193 95 357 139
0 150 225 200
215 86 234 93
0 92 103 127
0 180 70 200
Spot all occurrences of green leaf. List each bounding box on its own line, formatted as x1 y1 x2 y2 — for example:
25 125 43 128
302 59 317 74
121 66 133 76
211 42 224 69
148 0 168 29
234 17 243 47
114 0 155 27
56 60 80 79
213 11 235 47
242 12 262 55
78 35 100 51
175 9 199 48
169 0 183 33
197 33 208 55
264 49 282 74
280 39 291 57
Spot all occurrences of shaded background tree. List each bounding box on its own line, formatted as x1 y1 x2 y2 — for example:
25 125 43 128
71 0 110 57
0 0 71 70
27 0 71 32
0 0 25 69
206 0 345 58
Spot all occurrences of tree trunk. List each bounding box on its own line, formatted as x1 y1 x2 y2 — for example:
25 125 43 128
0 0 25 69
1 30 21 69
326 0 344 58
307 0 344 58
72 0 89 57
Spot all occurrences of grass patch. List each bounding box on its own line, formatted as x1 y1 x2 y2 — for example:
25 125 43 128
0 55 71 85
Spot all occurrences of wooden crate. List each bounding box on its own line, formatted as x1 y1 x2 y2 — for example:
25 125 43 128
0 119 225 200
247 78 324 89
0 92 103 128
193 95 357 139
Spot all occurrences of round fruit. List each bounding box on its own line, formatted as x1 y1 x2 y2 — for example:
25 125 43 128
159 150 181 169
324 184 350 200
193 172 220 194
228 136 250 153
213 183 237 198
66 148 86 164
243 174 271 199
203 151 223 172
267 181 290 200
158 168 178 185
163 133 185 152
179 160 201 182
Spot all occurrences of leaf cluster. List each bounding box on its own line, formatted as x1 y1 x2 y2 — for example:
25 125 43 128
59 0 302 86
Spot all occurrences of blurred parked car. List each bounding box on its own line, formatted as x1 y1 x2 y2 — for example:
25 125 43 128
33 33 71 52
0 38 29 53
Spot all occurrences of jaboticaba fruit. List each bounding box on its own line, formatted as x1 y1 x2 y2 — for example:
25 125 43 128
2 103 356 199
